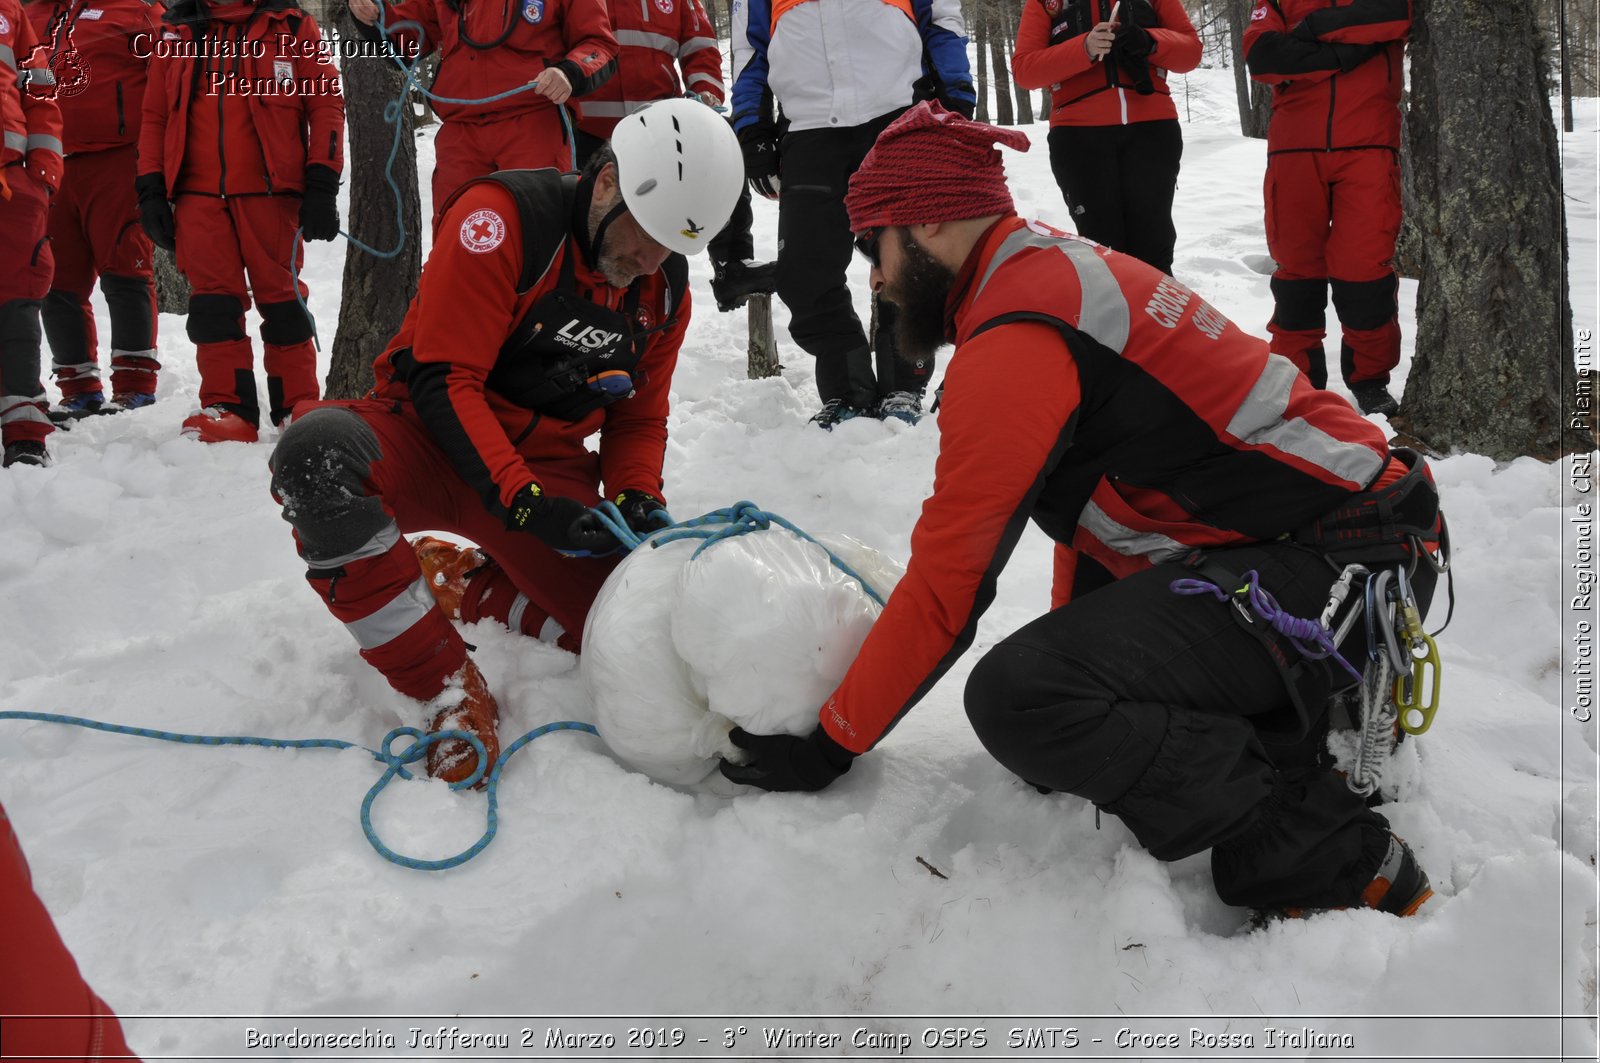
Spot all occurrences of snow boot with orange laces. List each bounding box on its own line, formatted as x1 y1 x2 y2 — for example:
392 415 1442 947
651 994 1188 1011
424 658 501 786
412 536 486 620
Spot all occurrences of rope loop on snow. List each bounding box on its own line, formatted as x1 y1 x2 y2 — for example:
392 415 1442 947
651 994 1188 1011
588 499 888 607
0 711 596 872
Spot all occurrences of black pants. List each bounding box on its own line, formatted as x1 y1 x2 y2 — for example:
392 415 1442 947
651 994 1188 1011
964 542 1435 910
1047 118 1183 275
574 125 756 266
777 110 931 408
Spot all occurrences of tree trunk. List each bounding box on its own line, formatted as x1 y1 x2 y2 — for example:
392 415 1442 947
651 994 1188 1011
326 11 423 400
746 294 780 378
1227 0 1270 138
975 0 991 123
987 0 1016 126
1396 0 1584 460
152 247 190 316
1008 11 1035 123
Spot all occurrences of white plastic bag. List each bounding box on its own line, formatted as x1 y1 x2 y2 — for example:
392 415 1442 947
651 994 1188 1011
581 525 902 787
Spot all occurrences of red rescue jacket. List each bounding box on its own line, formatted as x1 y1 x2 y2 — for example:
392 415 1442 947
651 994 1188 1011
368 0 616 127
1243 0 1409 154
371 171 690 517
24 0 163 155
1012 0 1200 127
1 0 64 183
575 0 721 140
818 216 1402 754
137 0 343 196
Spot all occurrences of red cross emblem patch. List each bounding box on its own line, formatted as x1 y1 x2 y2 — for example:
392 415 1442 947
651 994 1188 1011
459 208 507 254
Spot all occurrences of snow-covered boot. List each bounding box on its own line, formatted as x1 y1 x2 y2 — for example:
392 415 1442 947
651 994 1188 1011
424 657 501 786
412 536 487 621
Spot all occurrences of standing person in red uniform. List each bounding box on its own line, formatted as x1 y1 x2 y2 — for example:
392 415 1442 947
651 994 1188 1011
574 0 772 312
136 0 344 444
0 800 142 1061
268 100 743 785
1012 0 1200 275
348 0 616 228
1244 0 1410 416
26 0 164 419
723 104 1445 920
0 0 62 468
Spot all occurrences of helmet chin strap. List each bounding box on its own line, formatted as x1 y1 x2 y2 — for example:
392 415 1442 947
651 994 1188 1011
588 200 630 268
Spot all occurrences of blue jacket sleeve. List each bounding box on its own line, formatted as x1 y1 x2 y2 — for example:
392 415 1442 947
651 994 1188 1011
914 0 974 106
729 0 774 133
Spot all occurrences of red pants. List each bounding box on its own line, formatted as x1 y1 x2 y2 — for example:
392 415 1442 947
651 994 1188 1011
1264 149 1401 387
0 801 139 1061
174 194 318 426
0 164 56 448
269 401 619 701
431 109 571 229
43 145 160 400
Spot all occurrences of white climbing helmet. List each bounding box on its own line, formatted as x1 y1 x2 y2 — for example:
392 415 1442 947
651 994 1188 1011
609 97 744 257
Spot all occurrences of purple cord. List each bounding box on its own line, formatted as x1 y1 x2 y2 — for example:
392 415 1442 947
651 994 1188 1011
1171 571 1364 683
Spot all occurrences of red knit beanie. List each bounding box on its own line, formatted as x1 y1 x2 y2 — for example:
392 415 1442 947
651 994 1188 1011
845 100 1031 235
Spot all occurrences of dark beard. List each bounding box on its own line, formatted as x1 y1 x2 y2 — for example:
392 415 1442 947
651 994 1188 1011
884 235 956 365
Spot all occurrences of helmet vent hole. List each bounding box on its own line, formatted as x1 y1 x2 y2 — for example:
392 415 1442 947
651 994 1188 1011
635 178 659 195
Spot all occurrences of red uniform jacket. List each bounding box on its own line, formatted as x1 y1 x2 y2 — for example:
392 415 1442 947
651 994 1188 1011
1243 0 1409 153
576 0 721 140
25 0 163 155
1 0 64 186
371 177 689 516
818 217 1404 754
137 0 343 196
1013 0 1200 127
368 0 616 126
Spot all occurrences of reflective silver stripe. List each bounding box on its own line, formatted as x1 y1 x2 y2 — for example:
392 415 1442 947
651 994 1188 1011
1078 500 1189 563
1057 238 1130 353
309 522 401 570
679 34 718 56
537 616 566 644
977 226 1130 354
616 28 679 52
344 575 436 650
580 101 635 118
685 71 722 91
110 348 160 369
0 394 51 425
0 45 16 72
53 360 100 376
25 134 63 155
25 67 57 87
1227 354 1386 486
506 593 530 635
4 130 26 153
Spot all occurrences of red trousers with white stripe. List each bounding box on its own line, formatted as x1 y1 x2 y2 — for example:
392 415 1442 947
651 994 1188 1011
430 111 570 230
269 400 619 702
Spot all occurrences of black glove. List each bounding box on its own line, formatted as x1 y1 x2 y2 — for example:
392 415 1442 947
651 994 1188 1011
299 163 341 242
135 173 176 252
1331 41 1382 71
613 488 668 535
738 122 781 200
505 483 621 557
1112 20 1155 58
936 87 977 120
718 726 856 792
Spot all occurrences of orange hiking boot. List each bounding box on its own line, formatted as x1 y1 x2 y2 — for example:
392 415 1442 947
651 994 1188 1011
1360 833 1433 916
181 406 259 444
424 657 501 786
412 536 486 621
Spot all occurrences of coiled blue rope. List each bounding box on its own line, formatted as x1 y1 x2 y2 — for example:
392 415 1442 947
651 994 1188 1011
591 499 888 607
1170 569 1363 683
0 710 595 872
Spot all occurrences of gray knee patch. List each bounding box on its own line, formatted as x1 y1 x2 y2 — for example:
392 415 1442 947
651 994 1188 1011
268 406 395 565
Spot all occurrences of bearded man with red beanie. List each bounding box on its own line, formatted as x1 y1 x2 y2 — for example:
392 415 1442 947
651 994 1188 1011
137 0 344 444
721 102 1448 920
27 0 165 420
1244 0 1411 416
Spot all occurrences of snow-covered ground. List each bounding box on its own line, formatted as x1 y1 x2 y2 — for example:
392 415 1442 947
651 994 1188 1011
0 70 1595 1061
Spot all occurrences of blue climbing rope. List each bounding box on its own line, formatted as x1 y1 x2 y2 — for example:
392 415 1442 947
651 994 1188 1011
0 710 595 872
1170 569 1363 683
590 498 888 607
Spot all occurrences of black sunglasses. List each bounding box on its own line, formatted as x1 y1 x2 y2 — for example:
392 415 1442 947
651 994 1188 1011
853 228 883 266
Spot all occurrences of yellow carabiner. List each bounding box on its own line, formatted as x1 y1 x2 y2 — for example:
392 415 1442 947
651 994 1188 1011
1395 632 1441 735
